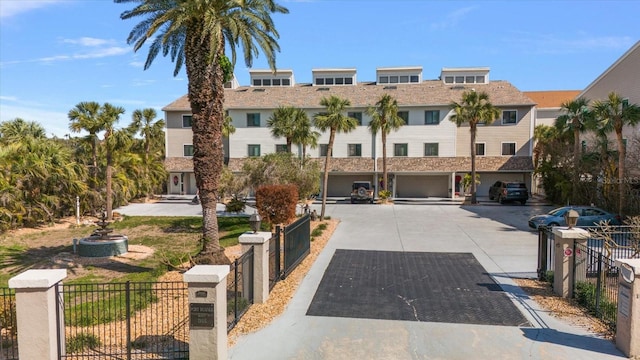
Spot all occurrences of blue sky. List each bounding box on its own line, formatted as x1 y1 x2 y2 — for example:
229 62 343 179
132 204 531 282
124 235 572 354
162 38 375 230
1 0 638 138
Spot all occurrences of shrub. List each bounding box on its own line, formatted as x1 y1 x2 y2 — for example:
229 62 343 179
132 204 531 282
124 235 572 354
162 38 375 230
225 196 246 213
227 296 250 315
0 299 16 336
255 184 298 227
378 190 392 200
66 333 101 353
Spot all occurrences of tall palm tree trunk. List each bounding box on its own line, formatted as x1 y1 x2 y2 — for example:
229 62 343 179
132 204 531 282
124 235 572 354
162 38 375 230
470 124 477 204
185 25 229 265
320 130 336 220
616 128 625 215
381 131 388 192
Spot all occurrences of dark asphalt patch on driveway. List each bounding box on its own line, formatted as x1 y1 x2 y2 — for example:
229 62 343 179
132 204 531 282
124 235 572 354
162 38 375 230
307 250 531 327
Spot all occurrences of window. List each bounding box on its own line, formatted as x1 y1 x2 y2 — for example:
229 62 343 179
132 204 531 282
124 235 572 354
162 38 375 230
502 110 517 125
475 143 486 156
348 112 363 126
282 79 291 86
335 78 344 85
325 78 334 85
319 144 329 157
424 110 440 125
379 76 389 84
263 79 271 86
398 111 409 124
345 78 353 85
501 142 516 156
348 144 362 157
476 75 485 83
272 79 281 86
315 78 325 85
394 143 408 157
247 113 260 127
455 76 464 83
410 75 419 83
248 144 261 157
424 143 439 156
275 144 288 153
444 76 454 84
400 75 409 83
390 76 399 83
183 145 194 157
253 79 261 86
182 115 192 128
465 76 475 84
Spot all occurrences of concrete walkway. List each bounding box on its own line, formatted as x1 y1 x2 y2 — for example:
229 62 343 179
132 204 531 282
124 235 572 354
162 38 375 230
229 203 625 360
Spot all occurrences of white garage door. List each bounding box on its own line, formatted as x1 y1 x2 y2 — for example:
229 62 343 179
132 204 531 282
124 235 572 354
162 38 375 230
396 175 449 198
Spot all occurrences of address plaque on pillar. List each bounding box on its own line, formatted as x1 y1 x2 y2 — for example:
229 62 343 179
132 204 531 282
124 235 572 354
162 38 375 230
190 303 215 328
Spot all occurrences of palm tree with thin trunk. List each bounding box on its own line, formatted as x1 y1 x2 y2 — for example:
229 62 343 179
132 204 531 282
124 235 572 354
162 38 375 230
292 109 319 165
268 106 297 152
128 108 166 200
450 91 501 204
555 97 591 203
69 101 104 190
592 92 640 215
99 103 126 220
117 0 288 264
313 95 358 219
367 94 405 193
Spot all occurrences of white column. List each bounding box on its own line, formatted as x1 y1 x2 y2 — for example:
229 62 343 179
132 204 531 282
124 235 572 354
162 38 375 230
551 227 589 298
183 265 230 360
9 269 67 360
239 231 272 303
615 259 640 358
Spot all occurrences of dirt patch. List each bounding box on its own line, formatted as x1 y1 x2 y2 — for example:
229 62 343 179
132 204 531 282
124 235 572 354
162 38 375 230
513 278 614 339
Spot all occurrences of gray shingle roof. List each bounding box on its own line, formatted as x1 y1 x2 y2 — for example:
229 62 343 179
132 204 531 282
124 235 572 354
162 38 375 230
162 80 535 111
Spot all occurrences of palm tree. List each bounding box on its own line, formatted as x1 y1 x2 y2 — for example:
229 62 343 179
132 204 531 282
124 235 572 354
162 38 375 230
313 95 358 219
555 97 592 203
367 94 405 193
449 91 501 204
592 92 640 215
68 101 104 190
291 109 319 165
128 108 166 200
267 106 297 152
0 118 46 143
117 0 288 264
100 103 127 220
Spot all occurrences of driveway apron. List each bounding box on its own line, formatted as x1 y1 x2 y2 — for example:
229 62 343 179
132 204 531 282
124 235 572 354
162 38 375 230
228 203 623 360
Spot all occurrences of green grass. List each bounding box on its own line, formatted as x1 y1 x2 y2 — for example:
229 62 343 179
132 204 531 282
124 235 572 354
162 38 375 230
0 215 254 287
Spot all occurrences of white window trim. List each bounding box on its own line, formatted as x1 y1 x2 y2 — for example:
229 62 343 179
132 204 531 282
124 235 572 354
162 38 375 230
248 144 261 157
475 142 486 156
501 110 518 125
501 141 517 156
394 143 408 157
183 144 194 157
424 110 440 125
347 143 362 157
182 114 193 128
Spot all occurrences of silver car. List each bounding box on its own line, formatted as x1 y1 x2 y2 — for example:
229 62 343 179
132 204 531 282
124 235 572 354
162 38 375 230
528 206 621 229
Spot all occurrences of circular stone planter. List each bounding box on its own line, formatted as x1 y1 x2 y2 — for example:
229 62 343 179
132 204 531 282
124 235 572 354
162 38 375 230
77 236 129 257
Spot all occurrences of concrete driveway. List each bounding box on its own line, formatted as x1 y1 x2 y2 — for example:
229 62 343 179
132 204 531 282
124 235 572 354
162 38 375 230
228 202 624 360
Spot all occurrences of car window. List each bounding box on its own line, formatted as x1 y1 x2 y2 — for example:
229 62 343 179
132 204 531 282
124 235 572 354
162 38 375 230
548 208 567 216
506 183 526 188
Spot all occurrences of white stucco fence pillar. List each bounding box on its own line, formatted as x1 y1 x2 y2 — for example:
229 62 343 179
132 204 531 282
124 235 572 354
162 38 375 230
9 269 67 360
615 259 640 358
183 265 229 360
239 231 272 304
552 227 589 298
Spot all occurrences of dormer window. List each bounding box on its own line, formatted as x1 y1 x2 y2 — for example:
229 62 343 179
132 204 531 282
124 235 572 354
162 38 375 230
441 67 490 85
376 66 422 85
312 68 357 86
249 69 294 87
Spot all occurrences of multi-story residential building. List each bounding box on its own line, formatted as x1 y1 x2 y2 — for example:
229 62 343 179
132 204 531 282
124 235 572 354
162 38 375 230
579 40 640 177
163 66 536 198
524 90 581 128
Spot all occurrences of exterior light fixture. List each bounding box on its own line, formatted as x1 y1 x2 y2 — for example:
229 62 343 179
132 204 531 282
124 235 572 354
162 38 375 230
564 209 580 229
249 212 262 233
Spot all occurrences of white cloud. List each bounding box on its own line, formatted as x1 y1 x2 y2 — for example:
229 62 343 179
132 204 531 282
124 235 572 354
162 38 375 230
129 61 145 68
505 33 635 54
0 0 63 19
63 37 114 47
431 6 475 30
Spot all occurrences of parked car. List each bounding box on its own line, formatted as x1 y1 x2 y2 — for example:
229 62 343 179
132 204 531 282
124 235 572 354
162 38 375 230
488 181 529 204
350 181 374 204
528 206 622 229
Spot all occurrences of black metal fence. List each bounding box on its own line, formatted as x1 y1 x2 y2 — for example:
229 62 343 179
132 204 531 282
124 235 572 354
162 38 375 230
573 242 620 328
0 287 18 360
269 214 311 290
56 281 189 360
227 246 254 331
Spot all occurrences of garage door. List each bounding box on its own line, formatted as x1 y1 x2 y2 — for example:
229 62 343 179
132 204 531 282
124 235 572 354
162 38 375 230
327 175 375 197
476 173 530 196
396 175 449 198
